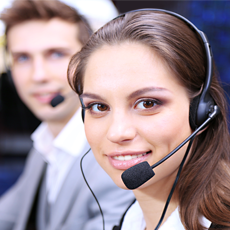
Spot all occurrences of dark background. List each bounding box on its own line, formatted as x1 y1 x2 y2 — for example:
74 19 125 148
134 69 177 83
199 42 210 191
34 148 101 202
0 0 229 196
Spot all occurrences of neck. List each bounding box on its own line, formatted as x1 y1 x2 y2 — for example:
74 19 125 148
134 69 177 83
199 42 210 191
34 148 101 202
133 172 179 230
47 108 78 138
47 121 67 138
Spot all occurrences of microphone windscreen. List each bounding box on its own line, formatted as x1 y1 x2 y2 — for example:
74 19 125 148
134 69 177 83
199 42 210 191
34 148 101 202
50 94 65 107
121 161 155 190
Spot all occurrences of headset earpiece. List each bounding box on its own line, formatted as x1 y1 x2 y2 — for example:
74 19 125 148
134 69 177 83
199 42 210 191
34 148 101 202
80 97 85 122
195 91 215 128
189 95 200 130
189 92 215 130
81 109 85 123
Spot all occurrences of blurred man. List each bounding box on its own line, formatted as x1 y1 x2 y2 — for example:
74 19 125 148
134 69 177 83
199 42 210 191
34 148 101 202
0 1 134 230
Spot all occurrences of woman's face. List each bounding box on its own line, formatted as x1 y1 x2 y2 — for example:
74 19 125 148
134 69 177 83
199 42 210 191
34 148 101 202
82 42 192 191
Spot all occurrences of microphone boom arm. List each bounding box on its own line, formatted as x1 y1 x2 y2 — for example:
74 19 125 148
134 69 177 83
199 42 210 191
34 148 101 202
151 105 219 170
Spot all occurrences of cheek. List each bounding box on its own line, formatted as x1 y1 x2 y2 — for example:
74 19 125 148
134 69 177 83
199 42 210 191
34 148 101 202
157 115 190 139
140 108 191 151
84 119 115 176
85 120 104 153
52 68 68 84
11 72 28 98
53 59 69 74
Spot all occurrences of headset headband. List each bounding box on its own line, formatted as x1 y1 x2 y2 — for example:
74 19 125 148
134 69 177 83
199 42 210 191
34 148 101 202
116 8 213 95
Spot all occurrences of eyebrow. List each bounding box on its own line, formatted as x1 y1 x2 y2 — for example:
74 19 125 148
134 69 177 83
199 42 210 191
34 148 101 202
81 87 169 101
80 93 104 100
127 87 169 100
45 47 73 54
11 47 72 55
11 51 28 56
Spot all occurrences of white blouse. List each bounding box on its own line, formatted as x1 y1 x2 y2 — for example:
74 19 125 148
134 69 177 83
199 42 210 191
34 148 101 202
121 201 211 230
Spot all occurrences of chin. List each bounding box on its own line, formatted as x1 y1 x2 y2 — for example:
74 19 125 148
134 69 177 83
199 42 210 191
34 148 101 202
110 173 131 190
114 180 130 190
32 111 52 121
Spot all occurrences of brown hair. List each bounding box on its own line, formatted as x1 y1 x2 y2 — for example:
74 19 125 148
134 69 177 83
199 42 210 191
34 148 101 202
68 10 230 230
0 0 92 46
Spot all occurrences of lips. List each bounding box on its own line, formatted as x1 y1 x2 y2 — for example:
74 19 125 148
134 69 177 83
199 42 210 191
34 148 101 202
108 150 152 170
33 92 59 103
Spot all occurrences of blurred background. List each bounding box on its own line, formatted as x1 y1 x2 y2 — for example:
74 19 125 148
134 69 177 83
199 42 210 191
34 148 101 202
0 0 229 196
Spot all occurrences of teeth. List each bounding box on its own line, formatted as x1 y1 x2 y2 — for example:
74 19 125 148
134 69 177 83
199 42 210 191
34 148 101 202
124 155 132 160
113 152 149 161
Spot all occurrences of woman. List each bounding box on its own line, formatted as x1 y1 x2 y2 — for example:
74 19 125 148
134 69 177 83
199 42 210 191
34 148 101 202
68 9 230 230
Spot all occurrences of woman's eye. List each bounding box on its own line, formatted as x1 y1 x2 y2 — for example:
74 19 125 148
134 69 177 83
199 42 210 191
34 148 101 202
135 99 158 109
90 103 108 112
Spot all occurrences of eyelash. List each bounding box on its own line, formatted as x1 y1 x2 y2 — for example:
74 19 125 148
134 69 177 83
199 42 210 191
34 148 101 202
82 98 161 116
134 98 161 110
83 102 109 110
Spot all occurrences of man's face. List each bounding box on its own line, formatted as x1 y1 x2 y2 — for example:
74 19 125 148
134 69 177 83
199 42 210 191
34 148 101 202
8 18 82 125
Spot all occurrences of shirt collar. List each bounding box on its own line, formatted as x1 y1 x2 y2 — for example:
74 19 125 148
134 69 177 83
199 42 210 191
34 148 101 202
54 109 87 156
31 122 53 157
31 108 87 158
122 201 211 230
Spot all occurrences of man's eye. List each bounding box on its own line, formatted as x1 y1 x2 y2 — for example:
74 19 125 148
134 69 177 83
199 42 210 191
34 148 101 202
16 55 29 63
135 100 158 109
90 103 108 112
50 52 65 59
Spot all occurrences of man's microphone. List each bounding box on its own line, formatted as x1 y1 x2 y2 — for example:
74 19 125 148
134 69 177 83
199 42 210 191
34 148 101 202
50 91 75 107
121 105 220 190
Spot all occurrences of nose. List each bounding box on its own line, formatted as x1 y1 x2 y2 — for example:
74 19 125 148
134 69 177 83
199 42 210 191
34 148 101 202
31 56 49 82
106 111 137 144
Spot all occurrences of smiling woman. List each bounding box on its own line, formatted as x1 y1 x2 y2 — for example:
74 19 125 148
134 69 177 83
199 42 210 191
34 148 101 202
68 9 230 230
